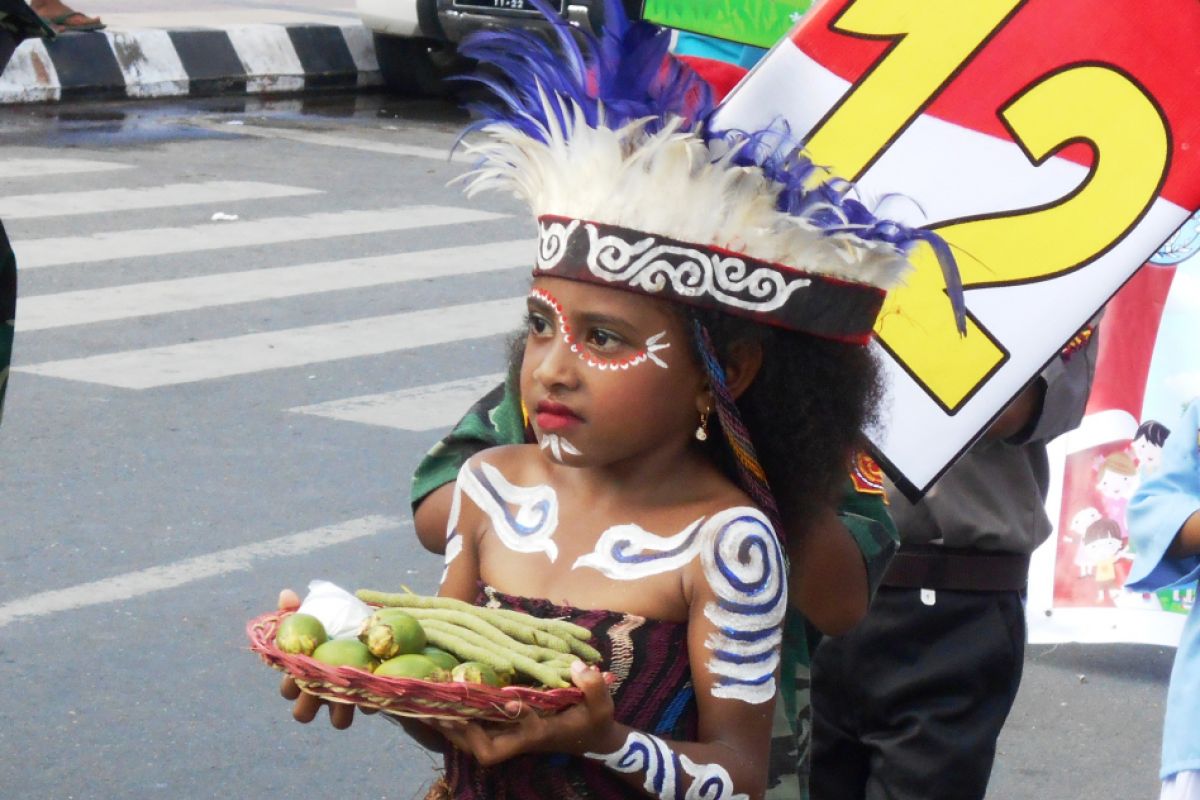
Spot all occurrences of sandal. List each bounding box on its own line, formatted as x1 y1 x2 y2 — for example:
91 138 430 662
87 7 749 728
43 11 105 33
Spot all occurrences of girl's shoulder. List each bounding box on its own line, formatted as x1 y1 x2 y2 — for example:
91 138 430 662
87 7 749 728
693 503 778 542
461 443 545 479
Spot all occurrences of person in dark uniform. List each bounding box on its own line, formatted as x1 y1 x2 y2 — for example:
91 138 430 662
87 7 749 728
0 1 53 425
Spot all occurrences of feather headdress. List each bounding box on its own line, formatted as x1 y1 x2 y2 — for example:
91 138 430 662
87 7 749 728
455 0 965 343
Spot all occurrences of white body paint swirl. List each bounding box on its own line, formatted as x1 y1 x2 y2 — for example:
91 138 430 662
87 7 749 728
539 433 581 463
572 517 706 579
572 507 785 704
440 475 465 584
585 731 748 800
456 460 561 562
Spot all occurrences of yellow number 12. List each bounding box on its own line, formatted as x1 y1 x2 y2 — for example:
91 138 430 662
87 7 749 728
804 0 1170 412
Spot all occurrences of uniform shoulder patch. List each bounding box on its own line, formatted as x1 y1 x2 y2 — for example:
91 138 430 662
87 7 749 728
850 452 887 502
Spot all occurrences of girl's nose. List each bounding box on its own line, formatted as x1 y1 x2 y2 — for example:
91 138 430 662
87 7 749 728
532 332 581 391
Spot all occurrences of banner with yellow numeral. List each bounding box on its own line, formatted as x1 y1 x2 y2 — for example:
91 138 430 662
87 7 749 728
714 0 1200 496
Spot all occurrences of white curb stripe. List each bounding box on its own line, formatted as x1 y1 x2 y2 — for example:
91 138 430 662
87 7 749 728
16 239 530 331
105 29 190 99
227 24 306 94
12 205 506 269
0 515 407 628
0 39 60 104
0 180 320 220
339 24 383 87
17 296 525 388
291 373 507 431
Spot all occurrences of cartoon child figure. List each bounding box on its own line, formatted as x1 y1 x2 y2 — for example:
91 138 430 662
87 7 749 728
1133 420 1171 476
1096 451 1139 536
1081 517 1130 602
1068 506 1103 577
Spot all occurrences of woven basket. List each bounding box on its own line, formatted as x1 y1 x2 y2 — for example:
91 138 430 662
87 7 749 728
247 609 594 723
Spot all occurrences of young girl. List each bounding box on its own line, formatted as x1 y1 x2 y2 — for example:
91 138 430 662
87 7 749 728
1128 400 1200 800
281 2 962 797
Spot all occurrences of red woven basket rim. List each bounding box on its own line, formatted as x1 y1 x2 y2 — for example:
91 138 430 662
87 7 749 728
247 608 598 722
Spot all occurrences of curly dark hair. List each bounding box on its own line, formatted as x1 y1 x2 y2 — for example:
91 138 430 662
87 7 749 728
688 308 886 529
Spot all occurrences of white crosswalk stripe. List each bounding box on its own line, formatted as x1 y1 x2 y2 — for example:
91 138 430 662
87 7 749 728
13 205 509 269
0 157 134 179
290 373 507 431
16 239 530 331
18 296 525 388
206 123 465 162
0 180 320 220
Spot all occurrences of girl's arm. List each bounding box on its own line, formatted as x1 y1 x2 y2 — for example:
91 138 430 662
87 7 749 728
390 459 493 752
1169 510 1200 559
436 459 487 603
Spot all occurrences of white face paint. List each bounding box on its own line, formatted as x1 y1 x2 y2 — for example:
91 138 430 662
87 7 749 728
529 287 672 372
572 507 785 704
458 460 560 562
539 433 582 463
585 731 748 800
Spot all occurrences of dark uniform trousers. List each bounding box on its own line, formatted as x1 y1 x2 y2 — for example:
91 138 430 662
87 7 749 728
810 586 1026 800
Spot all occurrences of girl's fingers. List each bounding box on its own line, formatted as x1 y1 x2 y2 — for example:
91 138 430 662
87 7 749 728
328 702 354 730
571 662 611 706
292 691 323 723
279 675 301 700
278 588 301 611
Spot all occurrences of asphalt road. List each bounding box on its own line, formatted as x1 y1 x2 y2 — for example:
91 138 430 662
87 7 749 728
0 93 1176 800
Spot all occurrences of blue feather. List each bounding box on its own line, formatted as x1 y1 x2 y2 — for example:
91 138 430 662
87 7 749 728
456 0 712 141
711 124 967 333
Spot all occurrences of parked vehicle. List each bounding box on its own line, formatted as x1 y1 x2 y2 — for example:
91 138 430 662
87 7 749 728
356 0 639 95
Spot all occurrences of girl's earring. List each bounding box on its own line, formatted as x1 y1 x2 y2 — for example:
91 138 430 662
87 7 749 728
695 409 710 442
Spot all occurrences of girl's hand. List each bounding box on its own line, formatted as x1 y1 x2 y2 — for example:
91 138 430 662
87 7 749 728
434 661 615 767
275 588 371 730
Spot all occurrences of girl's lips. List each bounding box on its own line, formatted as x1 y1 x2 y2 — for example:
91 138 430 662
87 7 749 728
535 401 581 431
536 411 580 432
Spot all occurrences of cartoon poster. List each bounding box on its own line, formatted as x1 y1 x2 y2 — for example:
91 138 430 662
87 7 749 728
713 0 1200 497
1027 214 1200 645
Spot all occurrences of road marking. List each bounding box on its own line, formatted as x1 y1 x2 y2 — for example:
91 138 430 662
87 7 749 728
208 122 464 162
0 515 407 628
17 239 530 331
13 205 507 269
0 180 320 220
0 158 133 179
291 372 507 431
18 296 525 388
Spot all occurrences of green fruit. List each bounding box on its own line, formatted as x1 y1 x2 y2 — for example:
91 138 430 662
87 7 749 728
359 611 427 659
310 639 379 671
275 613 327 656
375 654 448 681
450 661 502 687
420 646 459 671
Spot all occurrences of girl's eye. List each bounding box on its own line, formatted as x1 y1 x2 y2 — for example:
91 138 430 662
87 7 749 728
587 328 624 352
526 312 553 336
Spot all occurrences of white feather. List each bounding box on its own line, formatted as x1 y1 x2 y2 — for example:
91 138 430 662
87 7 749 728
457 97 911 290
